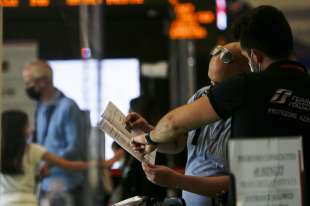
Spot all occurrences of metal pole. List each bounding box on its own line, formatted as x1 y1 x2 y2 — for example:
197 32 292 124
0 7 3 173
169 39 196 108
79 3 104 205
90 4 105 205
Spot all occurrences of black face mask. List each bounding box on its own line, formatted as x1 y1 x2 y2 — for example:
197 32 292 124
25 87 41 101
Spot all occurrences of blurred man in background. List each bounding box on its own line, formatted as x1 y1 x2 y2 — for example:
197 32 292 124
23 60 85 206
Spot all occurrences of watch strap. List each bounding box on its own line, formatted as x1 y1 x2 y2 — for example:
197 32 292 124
145 132 158 145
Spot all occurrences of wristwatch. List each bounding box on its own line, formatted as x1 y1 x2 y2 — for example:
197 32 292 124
144 132 158 145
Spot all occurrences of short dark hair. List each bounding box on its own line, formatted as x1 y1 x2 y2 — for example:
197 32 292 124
232 5 293 60
1 110 28 175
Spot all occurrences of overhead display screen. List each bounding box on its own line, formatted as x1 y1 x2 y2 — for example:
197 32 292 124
0 0 144 7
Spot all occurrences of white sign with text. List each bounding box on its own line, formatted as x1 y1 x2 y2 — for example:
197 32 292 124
229 137 304 206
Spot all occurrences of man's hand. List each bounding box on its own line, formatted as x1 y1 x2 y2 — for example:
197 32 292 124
125 112 153 132
142 162 178 188
130 133 157 155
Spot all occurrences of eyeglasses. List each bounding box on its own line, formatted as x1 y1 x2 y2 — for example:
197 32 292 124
210 45 234 64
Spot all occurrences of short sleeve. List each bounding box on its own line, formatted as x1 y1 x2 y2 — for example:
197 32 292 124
29 143 47 165
207 74 247 119
187 86 210 104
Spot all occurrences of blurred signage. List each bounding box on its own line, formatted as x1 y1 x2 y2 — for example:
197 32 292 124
229 137 303 206
66 0 143 6
1 0 18 6
169 0 215 39
0 0 144 7
30 0 49 6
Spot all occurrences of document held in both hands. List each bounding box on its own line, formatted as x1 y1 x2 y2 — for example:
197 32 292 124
99 101 157 164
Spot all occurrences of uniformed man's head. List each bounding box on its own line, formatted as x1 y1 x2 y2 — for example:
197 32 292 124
232 5 293 72
22 60 53 101
208 42 250 86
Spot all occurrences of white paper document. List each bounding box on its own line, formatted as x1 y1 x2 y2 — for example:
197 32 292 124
113 196 145 206
99 101 156 164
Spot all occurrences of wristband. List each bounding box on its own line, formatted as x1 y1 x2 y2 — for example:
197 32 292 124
145 132 158 145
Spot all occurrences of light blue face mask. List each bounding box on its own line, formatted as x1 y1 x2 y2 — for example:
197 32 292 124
248 49 261 72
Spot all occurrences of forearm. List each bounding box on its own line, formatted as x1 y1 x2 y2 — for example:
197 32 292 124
150 111 188 144
59 160 89 171
43 152 89 171
172 173 230 197
150 97 219 144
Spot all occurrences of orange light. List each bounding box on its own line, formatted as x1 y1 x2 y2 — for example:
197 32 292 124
169 21 207 39
197 11 215 24
169 0 177 6
0 0 19 7
176 3 195 14
30 0 49 7
169 1 210 39
66 0 80 6
106 0 143 5
66 0 102 6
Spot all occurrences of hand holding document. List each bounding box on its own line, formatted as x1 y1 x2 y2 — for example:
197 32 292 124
99 102 157 164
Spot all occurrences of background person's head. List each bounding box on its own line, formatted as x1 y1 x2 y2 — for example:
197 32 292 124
208 42 250 85
1 110 29 175
232 5 293 71
22 60 54 101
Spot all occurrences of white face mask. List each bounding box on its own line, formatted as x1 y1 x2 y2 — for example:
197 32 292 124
248 49 261 73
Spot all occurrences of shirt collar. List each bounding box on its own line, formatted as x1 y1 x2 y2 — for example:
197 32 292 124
42 88 62 106
266 60 307 73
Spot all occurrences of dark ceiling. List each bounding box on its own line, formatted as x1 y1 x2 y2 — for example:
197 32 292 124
4 5 171 60
3 0 226 60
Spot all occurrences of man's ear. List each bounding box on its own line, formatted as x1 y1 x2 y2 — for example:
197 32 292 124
252 49 264 64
